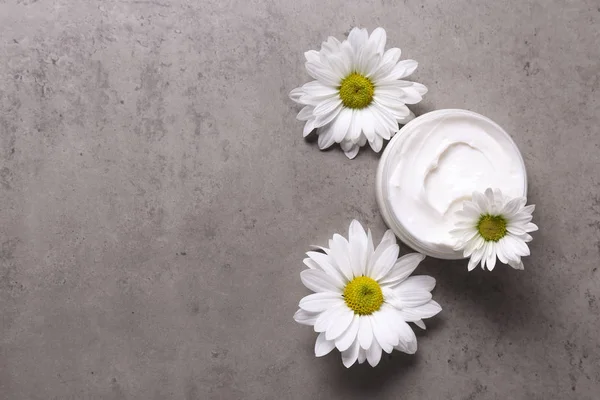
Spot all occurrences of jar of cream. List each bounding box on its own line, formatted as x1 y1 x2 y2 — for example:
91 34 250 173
376 109 527 259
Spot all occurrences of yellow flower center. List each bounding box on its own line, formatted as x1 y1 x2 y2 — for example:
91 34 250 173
339 73 375 109
343 276 384 315
477 214 507 242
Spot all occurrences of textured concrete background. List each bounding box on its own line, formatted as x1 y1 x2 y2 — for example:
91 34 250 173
0 0 599 399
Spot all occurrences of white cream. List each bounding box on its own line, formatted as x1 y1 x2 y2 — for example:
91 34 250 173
381 110 526 258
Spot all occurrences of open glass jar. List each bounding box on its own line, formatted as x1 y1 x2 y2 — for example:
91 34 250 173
375 109 528 259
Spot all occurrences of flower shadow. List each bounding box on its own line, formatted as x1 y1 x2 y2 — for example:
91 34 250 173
318 315 444 395
416 256 543 333
320 350 418 397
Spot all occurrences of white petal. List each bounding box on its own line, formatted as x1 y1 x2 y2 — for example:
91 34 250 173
300 269 343 292
357 349 367 364
506 224 526 235
467 247 485 271
348 27 368 52
320 36 342 56
378 304 409 338
326 307 355 340
289 87 303 102
480 241 491 270
302 80 339 98
520 233 533 242
338 41 354 69
372 97 411 119
396 109 416 125
305 62 340 86
399 87 423 104
329 234 353 281
457 201 483 217
383 59 418 80
315 332 336 357
343 144 360 159
496 239 509 264
372 103 399 132
509 213 533 225
369 58 396 82
306 251 346 286
367 27 387 55
335 314 360 351
297 106 314 121
366 337 383 367
299 292 344 313
317 123 337 150
326 54 350 80
314 304 347 332
340 139 354 152
303 119 316 137
395 322 417 354
370 107 395 141
395 318 417 343
303 257 320 270
313 96 343 117
304 50 320 63
313 104 343 129
357 108 376 142
376 79 414 89
358 46 379 76
371 311 397 351
379 253 425 287
293 309 319 326
484 188 495 203
368 106 392 140
347 110 362 142
394 290 432 307
508 259 525 270
341 339 360 368
505 235 530 257
367 230 396 276
472 191 489 212
348 220 368 277
525 222 538 232
463 235 484 257
485 244 497 271
358 316 374 350
366 229 375 265
368 134 383 153
382 47 401 65
357 133 367 147
394 275 436 293
399 300 442 320
371 244 400 281
411 82 428 95
332 108 352 143
413 320 426 330
395 307 421 322
383 288 402 310
502 196 525 216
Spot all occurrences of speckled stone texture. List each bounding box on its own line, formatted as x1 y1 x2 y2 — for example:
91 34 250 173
0 0 599 399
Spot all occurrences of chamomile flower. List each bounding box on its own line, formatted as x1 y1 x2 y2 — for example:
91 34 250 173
290 27 427 159
451 188 538 271
294 220 441 367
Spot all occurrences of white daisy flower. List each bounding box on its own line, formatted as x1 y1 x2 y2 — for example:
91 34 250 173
451 188 538 271
289 27 427 159
293 220 441 367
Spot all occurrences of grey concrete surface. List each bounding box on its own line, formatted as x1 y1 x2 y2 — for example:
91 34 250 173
0 0 599 399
